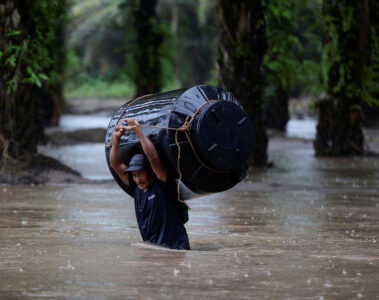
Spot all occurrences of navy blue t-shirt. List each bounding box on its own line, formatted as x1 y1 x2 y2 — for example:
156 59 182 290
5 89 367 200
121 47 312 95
126 176 190 250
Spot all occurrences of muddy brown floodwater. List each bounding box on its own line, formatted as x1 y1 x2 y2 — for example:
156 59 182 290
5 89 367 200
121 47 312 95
1 136 379 299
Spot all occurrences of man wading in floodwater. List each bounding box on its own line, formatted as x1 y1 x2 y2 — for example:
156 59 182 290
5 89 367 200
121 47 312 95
110 118 190 250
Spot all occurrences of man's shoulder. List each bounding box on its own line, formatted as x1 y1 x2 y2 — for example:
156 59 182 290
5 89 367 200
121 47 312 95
155 176 177 190
151 173 173 184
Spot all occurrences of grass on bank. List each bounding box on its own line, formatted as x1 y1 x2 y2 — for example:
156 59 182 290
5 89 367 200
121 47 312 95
64 76 136 99
64 76 184 99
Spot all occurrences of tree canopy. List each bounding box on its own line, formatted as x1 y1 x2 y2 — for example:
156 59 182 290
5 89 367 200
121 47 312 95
1 0 378 164
0 0 66 160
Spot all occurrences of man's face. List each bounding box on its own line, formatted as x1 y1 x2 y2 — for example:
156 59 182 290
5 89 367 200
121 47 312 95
131 168 154 191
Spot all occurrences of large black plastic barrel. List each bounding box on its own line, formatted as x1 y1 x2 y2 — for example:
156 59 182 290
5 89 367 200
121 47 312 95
105 85 254 195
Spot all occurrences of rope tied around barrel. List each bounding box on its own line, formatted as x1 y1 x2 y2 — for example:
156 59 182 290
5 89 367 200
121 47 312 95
137 99 229 175
108 95 230 207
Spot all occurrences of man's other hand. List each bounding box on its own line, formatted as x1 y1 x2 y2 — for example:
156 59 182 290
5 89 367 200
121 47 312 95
124 118 142 134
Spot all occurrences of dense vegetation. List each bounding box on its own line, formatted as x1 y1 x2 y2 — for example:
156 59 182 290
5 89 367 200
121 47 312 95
0 0 66 160
263 0 322 130
314 0 378 155
217 0 268 166
65 0 219 98
0 0 378 167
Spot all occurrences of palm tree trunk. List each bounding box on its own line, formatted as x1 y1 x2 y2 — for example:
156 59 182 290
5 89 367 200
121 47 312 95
217 0 268 166
314 0 370 156
134 0 163 96
0 0 66 160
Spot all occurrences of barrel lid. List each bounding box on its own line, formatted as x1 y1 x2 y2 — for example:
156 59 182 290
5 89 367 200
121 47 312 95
194 101 254 170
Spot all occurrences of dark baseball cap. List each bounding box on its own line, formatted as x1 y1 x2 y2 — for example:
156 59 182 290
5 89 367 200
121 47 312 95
123 154 146 173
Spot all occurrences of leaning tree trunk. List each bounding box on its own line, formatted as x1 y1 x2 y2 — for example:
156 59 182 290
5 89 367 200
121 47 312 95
314 0 370 155
0 0 66 161
217 0 268 167
133 0 163 96
0 1 41 160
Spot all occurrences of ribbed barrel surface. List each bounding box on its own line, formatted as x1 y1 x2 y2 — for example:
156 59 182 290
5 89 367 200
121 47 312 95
105 85 254 195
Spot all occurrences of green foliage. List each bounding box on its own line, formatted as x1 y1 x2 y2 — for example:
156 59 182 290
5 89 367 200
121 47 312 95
6 30 22 37
65 0 135 98
263 0 323 98
65 48 135 98
205 69 218 86
2 1 66 95
168 0 218 87
67 0 123 51
65 0 218 96
64 74 135 99
158 23 177 88
321 1 379 109
121 0 168 94
0 0 67 159
122 4 173 92
66 0 176 96
160 78 181 93
64 48 82 81
361 24 379 107
263 0 299 97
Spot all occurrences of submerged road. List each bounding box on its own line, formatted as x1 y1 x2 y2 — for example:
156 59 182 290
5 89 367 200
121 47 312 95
1 136 378 299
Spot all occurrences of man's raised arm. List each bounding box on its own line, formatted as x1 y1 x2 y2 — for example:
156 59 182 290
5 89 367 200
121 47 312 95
124 118 167 183
110 124 130 186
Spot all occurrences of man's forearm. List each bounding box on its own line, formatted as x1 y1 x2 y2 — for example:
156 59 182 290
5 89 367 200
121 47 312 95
124 118 166 182
136 129 160 164
110 137 123 168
